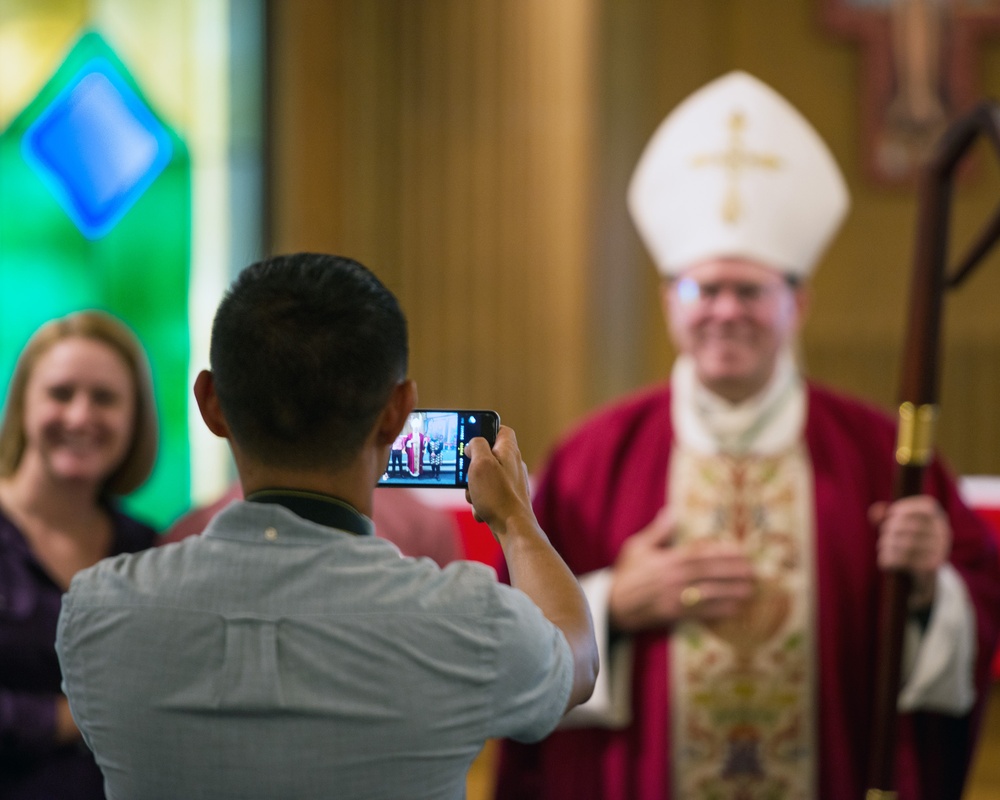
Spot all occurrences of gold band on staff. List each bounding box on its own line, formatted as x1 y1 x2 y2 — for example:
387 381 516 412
895 402 938 466
866 790 898 800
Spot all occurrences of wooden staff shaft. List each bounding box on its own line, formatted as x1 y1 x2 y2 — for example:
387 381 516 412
866 102 1000 798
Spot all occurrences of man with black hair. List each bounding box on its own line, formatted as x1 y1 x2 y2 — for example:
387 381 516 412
56 252 597 800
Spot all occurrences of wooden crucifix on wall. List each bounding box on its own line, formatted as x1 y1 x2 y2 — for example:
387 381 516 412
821 0 1000 185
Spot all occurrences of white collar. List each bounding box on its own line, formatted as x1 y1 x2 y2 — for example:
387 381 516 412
670 348 806 455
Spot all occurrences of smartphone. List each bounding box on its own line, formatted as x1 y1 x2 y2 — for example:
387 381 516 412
378 409 500 489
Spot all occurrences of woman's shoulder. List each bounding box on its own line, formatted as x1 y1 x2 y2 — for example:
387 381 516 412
108 507 159 553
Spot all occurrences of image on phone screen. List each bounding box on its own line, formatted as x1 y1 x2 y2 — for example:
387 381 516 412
378 410 499 489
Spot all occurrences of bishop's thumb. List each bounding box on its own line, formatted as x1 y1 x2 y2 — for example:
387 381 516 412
642 505 676 548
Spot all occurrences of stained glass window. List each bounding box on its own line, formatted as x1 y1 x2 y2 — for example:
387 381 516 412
0 1 263 528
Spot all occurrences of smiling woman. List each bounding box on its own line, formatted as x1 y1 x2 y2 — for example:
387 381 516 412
21 338 137 491
0 310 159 800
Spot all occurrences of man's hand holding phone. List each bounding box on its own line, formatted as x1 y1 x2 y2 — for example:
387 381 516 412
464 426 533 535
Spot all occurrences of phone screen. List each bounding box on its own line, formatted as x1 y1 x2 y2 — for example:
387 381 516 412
378 409 499 489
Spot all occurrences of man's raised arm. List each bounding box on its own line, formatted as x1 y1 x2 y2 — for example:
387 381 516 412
465 427 598 711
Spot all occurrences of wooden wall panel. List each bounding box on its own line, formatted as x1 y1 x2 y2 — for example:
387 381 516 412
270 0 595 467
269 0 404 263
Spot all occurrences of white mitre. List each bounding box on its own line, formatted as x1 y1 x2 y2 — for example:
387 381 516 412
627 71 850 278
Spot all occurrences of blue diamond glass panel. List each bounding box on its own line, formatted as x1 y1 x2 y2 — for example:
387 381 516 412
21 57 173 239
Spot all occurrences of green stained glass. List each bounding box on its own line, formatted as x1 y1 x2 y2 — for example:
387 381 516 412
0 30 191 529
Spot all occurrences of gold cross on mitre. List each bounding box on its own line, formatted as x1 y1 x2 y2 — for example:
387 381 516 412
690 111 781 224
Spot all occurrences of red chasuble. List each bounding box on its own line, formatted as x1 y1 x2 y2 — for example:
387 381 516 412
495 382 1000 800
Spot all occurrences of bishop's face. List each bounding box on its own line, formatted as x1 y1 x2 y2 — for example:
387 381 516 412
663 257 807 403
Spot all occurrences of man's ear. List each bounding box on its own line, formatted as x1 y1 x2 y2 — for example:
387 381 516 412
660 278 686 351
659 278 673 323
375 379 417 446
193 370 230 439
792 282 811 330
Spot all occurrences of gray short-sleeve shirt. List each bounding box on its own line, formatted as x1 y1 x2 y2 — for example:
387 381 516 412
57 501 572 800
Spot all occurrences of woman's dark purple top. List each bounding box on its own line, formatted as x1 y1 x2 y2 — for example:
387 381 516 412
0 504 156 799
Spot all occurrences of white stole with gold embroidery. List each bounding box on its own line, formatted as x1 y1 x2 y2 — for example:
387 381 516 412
669 348 818 799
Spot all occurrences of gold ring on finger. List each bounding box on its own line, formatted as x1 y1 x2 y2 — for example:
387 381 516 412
680 586 702 608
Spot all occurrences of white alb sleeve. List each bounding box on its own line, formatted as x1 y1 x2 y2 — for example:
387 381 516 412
898 563 977 714
558 568 633 729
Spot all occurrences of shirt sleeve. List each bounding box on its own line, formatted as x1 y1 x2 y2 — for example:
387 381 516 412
485 582 574 743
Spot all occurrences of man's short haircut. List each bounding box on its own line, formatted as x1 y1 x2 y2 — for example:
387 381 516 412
209 253 408 469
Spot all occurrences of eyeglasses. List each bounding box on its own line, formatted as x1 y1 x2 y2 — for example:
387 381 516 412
674 275 797 310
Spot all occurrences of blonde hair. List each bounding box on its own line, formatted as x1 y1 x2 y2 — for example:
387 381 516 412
0 311 158 496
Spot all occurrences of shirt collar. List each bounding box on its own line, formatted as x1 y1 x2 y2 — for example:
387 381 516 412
245 489 374 537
